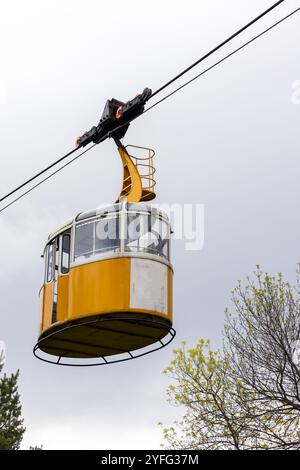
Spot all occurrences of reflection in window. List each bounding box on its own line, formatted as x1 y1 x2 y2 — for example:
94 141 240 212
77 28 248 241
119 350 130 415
46 243 54 282
74 211 170 262
74 216 120 261
126 214 149 251
95 216 119 254
126 213 169 259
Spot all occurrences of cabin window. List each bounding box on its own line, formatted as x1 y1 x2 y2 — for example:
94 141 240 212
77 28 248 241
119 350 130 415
95 216 120 254
125 212 170 260
74 221 94 260
61 233 71 274
46 243 54 282
52 238 59 324
73 210 170 262
74 215 120 261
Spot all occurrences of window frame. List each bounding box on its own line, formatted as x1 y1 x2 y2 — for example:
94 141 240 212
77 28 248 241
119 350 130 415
61 232 71 275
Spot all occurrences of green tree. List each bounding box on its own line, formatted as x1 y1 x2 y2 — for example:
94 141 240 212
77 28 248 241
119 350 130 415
161 268 300 450
0 352 26 450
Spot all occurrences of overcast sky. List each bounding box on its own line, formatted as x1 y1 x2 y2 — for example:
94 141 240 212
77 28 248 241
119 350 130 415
0 0 299 450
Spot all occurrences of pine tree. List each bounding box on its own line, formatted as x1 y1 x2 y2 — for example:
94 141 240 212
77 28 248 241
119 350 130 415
0 352 26 450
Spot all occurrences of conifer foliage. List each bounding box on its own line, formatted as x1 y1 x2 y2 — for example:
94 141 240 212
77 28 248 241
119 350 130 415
0 352 25 450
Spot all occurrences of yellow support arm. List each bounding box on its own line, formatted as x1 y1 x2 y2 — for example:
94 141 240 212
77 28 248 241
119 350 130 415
116 146 143 203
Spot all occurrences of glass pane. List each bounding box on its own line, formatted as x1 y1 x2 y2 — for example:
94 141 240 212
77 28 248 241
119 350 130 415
95 216 120 254
125 213 170 259
54 237 59 270
47 243 54 282
43 248 48 283
61 234 70 274
149 217 170 259
75 221 94 261
126 214 150 252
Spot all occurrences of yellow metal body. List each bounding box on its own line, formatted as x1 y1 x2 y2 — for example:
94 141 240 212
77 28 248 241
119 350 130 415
39 256 173 358
37 145 173 361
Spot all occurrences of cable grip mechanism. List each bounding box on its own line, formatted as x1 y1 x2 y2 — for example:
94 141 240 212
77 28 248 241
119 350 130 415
76 88 152 148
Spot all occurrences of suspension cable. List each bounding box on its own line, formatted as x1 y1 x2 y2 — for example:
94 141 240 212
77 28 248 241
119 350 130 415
1 2 299 214
0 144 96 214
150 0 286 99
145 7 300 114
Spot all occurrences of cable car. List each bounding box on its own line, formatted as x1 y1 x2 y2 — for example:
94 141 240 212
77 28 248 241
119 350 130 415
34 143 175 366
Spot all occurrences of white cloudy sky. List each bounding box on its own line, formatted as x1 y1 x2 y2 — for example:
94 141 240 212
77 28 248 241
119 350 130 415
0 0 300 449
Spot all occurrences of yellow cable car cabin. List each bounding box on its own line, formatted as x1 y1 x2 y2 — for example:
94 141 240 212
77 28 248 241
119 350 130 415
34 145 175 365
